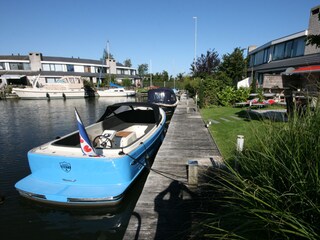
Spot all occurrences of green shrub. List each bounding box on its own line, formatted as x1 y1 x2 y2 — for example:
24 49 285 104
197 107 320 239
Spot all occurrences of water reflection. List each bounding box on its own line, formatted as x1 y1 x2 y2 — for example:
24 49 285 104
0 96 149 240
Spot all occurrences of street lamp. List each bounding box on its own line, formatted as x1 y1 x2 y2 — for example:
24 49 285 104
193 16 197 70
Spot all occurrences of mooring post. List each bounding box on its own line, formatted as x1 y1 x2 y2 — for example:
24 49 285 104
236 135 244 153
187 160 198 185
235 135 244 171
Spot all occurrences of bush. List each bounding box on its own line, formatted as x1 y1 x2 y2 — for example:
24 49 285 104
217 86 236 106
197 107 320 239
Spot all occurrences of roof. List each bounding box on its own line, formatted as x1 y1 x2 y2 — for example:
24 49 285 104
42 56 102 65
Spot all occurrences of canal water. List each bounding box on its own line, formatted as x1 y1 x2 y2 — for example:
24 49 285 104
0 96 152 240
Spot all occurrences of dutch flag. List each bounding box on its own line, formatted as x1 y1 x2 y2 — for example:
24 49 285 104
74 108 98 157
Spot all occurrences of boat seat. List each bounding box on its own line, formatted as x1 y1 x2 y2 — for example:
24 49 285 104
113 125 148 148
114 131 137 148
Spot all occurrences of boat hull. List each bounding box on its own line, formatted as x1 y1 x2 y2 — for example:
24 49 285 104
12 88 85 99
97 89 136 97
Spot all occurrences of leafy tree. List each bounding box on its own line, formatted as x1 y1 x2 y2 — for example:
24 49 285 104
123 59 132 67
190 49 220 78
122 78 132 87
138 64 148 77
102 49 114 61
162 70 169 82
219 47 247 87
177 73 184 81
214 71 233 87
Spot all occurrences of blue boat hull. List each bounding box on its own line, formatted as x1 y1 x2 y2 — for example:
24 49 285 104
15 103 166 206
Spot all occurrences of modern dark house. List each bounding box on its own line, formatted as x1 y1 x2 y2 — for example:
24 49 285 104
247 5 320 94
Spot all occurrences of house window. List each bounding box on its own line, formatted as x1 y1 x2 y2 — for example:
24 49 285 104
263 48 270 63
292 37 305 57
42 64 50 71
46 77 58 83
0 62 4 70
272 42 285 60
67 64 74 72
284 41 293 58
84 66 91 73
253 50 264 65
9 62 31 70
55 64 63 71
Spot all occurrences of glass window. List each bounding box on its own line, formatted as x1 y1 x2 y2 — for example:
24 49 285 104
292 37 305 57
24 63 30 70
272 42 285 60
0 62 5 70
9 62 30 70
254 50 264 65
67 64 74 72
248 55 254 67
84 66 91 73
284 41 293 58
55 64 63 71
46 78 56 83
263 48 270 63
42 64 50 71
50 64 55 71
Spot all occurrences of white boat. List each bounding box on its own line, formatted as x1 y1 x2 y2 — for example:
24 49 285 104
97 82 136 97
12 75 85 100
97 88 136 97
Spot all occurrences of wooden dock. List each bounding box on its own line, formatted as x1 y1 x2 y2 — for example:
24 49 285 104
123 95 222 239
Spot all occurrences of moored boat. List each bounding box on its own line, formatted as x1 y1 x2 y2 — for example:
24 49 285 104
15 102 166 206
147 87 178 121
97 83 136 97
12 75 85 99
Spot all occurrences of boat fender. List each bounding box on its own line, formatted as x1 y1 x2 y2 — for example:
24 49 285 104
46 93 50 99
62 93 66 99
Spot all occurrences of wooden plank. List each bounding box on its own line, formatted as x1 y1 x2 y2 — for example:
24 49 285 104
116 131 133 137
123 96 222 240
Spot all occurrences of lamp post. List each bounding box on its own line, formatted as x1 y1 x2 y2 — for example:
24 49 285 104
193 16 197 70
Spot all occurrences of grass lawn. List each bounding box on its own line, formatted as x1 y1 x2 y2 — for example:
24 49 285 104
200 105 286 159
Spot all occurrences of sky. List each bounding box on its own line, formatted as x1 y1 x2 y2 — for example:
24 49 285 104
1 0 319 76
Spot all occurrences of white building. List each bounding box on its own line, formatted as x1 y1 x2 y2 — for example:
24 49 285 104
0 52 140 87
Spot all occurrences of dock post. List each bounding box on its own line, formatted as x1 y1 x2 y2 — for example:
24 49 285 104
236 135 244 152
187 160 198 185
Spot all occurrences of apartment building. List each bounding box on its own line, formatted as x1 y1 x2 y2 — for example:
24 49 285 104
0 52 139 86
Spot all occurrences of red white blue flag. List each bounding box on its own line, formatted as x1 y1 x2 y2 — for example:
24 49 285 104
74 108 98 157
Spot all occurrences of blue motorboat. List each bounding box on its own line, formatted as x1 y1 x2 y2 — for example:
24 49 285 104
15 102 166 206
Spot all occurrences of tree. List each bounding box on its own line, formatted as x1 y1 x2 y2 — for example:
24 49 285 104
162 70 169 82
123 59 132 67
219 47 247 87
177 73 184 81
138 64 148 77
190 49 220 78
102 49 114 61
122 78 132 87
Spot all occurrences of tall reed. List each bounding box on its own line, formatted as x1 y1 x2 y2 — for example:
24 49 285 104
197 106 320 239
